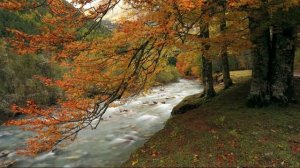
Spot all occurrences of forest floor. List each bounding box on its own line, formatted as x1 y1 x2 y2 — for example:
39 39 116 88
123 70 300 167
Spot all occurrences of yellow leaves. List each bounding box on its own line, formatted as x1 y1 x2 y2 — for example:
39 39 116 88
132 159 139 166
193 154 200 163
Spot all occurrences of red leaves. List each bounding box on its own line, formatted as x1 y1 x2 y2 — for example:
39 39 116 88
215 152 237 166
291 145 300 154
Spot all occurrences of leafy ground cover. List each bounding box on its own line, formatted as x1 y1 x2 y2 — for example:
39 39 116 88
124 70 300 167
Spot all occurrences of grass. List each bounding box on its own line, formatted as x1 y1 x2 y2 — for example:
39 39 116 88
123 70 300 167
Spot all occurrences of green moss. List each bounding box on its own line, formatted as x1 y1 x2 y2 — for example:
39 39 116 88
155 66 180 84
123 71 300 167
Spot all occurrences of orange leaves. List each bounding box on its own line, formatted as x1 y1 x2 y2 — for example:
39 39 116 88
3 0 118 57
8 28 75 55
228 0 261 8
9 100 39 117
178 0 195 10
3 0 166 155
19 126 63 155
5 0 291 156
33 76 54 86
176 51 200 77
177 0 204 11
0 1 25 10
6 98 87 155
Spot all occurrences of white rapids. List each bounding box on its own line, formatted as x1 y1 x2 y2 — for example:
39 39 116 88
0 79 202 167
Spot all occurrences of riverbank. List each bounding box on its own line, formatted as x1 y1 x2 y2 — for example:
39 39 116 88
123 70 300 167
0 79 202 167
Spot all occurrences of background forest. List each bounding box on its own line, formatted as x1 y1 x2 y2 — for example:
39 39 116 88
0 10 63 121
0 6 258 120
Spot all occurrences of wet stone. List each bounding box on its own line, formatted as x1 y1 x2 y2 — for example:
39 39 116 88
0 151 10 158
0 159 15 168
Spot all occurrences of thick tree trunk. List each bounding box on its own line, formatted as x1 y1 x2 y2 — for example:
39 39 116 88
221 49 233 89
200 22 216 98
247 7 271 107
202 56 216 97
247 3 298 107
220 2 233 89
270 26 297 105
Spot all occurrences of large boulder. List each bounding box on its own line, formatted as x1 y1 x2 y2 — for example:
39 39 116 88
0 150 15 168
171 93 206 115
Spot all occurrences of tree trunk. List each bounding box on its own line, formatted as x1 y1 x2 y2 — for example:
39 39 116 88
220 2 233 89
270 26 297 105
247 3 298 107
247 7 271 107
200 21 216 98
202 56 216 97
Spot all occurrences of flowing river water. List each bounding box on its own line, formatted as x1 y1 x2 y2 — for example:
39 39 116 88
0 79 202 167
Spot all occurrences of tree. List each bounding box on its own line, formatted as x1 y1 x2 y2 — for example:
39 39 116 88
247 0 272 106
269 5 299 104
200 13 216 98
2 0 175 154
219 0 233 89
0 0 126 155
245 0 300 107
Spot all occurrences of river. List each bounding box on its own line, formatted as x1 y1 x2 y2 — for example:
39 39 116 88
0 79 202 167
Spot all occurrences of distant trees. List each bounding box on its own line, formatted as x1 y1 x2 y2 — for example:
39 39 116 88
0 10 40 36
0 40 63 116
0 9 63 118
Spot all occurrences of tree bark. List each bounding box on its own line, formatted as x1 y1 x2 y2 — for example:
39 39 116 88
202 56 216 97
247 6 271 107
200 22 216 98
270 26 296 105
247 3 298 107
220 1 233 89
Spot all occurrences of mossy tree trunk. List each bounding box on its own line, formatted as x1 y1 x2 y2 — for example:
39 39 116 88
247 6 271 107
270 25 296 105
247 3 298 107
220 1 233 89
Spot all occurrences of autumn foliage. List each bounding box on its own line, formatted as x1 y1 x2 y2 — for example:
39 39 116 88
0 0 299 155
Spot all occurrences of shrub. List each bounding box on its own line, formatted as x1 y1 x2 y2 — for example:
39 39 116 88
155 66 180 84
0 41 63 117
